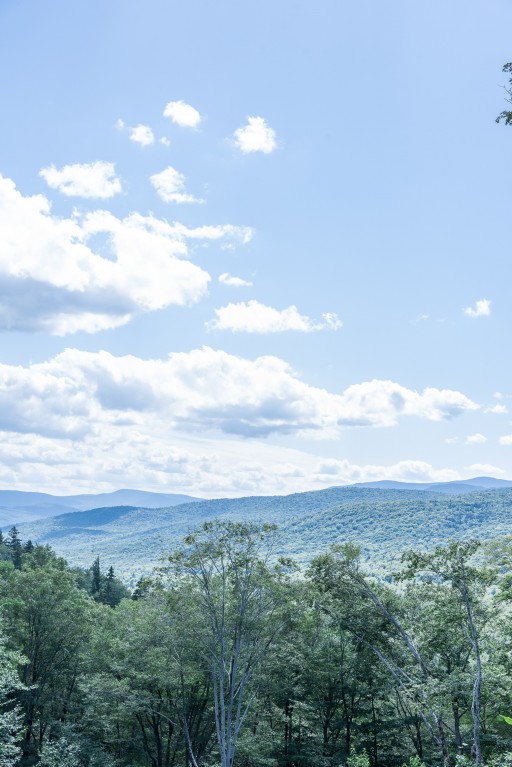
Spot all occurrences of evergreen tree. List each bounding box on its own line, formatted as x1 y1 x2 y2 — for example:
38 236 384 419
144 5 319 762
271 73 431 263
91 556 102 596
6 527 22 570
100 566 119 608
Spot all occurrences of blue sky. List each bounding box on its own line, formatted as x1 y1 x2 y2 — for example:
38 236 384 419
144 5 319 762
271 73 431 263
0 0 511 496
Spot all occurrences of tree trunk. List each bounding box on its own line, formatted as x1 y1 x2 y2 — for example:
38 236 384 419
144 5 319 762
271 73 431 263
453 699 463 755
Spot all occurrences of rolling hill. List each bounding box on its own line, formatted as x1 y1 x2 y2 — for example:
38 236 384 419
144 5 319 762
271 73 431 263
0 489 200 528
13 483 512 586
350 476 512 493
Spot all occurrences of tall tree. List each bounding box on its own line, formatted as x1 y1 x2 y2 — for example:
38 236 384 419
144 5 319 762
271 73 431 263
0 558 96 764
308 544 454 765
0 627 25 767
399 541 488 767
91 556 102 596
5 528 22 571
165 521 286 767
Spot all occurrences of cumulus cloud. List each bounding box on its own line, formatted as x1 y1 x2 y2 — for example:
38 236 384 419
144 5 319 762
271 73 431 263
233 116 277 154
0 426 470 501
39 161 122 199
463 298 491 318
466 463 505 475
332 379 478 428
465 433 487 445
0 175 250 334
0 347 481 497
219 273 253 288
129 124 155 146
207 300 342 333
485 403 508 414
163 100 201 128
150 166 204 204
314 458 459 484
0 347 479 444
499 434 512 446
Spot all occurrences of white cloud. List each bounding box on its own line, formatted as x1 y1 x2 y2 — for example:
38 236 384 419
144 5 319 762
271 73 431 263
0 347 478 443
0 175 250 334
321 312 343 330
466 463 505 476
233 116 277 154
314 458 459 484
207 300 342 333
333 379 478 428
115 118 125 130
150 166 204 204
219 273 253 288
485 403 509 414
174 223 253 243
465 433 487 445
129 124 155 146
163 100 201 128
160 137 171 147
0 347 481 497
0 426 469 500
499 434 512 446
463 298 491 318
39 161 122 199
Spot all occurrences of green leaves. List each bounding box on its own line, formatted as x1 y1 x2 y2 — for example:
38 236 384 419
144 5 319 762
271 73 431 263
496 62 512 125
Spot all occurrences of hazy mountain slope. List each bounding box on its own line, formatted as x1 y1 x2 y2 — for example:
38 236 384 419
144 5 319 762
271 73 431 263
351 476 512 493
278 489 512 565
15 486 512 586
59 489 200 510
0 503 80 528
0 489 200 527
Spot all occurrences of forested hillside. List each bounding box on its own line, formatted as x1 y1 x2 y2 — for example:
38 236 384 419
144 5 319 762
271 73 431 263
1 522 512 767
13 487 512 585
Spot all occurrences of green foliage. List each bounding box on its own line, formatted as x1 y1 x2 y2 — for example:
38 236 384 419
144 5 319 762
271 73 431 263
402 758 426 767
2 522 512 767
485 754 512 767
499 715 512 726
346 751 370 767
15 486 512 582
0 628 26 767
496 62 512 125
38 738 81 767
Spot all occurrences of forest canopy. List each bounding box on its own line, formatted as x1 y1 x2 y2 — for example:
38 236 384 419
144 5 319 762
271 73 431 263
1 523 512 767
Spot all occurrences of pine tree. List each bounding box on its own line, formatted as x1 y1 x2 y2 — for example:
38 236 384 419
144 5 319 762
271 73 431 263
101 566 116 608
91 557 102 596
6 526 22 570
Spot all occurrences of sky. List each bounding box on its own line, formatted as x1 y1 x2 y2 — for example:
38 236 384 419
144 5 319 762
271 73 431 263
0 0 511 497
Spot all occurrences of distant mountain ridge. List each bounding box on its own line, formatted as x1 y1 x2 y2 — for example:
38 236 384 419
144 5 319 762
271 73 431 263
12 481 512 586
1 476 510 529
349 476 512 493
0 489 200 528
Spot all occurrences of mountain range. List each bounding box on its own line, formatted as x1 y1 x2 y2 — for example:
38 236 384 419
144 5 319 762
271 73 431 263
7 477 512 586
0 489 199 528
2 476 510 530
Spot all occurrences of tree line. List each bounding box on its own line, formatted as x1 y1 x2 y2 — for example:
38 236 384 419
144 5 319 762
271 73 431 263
1 521 512 767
